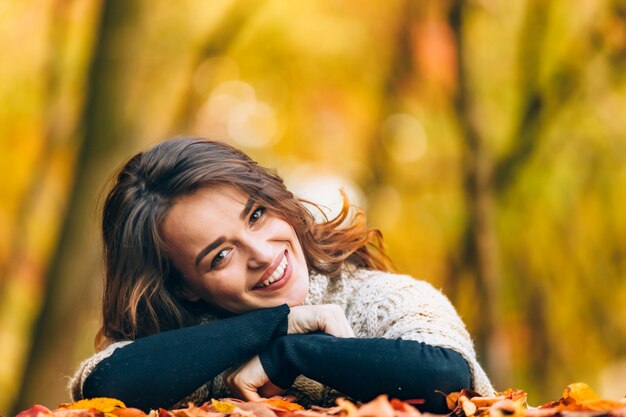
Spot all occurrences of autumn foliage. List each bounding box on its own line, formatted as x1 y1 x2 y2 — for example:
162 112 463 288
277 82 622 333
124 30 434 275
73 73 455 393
11 383 626 417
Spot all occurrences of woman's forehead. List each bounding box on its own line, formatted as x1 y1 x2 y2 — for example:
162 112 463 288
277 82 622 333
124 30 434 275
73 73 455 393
162 185 250 247
163 186 249 233
179 185 249 207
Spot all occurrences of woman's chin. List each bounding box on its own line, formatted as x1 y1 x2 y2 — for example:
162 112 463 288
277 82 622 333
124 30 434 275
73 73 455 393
285 283 309 307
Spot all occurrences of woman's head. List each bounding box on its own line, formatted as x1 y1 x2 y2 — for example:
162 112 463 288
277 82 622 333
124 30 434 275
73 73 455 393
161 184 309 314
102 137 391 340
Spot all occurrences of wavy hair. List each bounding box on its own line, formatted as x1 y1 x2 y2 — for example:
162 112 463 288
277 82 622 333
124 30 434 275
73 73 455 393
100 137 393 342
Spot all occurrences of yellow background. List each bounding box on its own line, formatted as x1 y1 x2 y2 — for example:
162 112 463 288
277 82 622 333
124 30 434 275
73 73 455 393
2 0 626 414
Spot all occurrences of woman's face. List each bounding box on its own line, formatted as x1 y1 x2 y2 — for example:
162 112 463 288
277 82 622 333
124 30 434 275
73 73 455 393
161 185 310 314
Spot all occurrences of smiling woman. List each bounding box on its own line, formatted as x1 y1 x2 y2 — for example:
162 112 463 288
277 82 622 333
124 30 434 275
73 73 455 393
69 138 494 414
161 185 310 313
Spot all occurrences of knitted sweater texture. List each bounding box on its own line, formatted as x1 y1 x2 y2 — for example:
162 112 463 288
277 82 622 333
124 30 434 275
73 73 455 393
69 268 494 407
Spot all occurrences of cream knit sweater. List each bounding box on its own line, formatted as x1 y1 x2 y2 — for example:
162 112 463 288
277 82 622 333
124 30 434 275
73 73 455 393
69 268 494 408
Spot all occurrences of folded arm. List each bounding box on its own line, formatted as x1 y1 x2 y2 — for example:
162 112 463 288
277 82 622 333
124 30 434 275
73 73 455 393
259 333 471 414
82 304 290 410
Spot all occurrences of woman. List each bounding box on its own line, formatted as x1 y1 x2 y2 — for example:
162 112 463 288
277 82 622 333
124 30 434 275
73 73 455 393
69 137 494 413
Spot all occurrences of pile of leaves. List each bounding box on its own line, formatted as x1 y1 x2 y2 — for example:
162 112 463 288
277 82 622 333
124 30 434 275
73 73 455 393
12 383 626 417
446 383 626 417
12 396 421 417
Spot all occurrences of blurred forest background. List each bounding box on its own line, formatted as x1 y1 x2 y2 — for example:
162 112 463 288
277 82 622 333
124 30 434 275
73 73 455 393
2 0 626 415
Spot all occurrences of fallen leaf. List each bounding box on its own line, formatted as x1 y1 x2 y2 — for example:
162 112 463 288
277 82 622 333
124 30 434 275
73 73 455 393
390 398 422 417
53 410 105 417
525 406 561 417
260 398 304 413
210 400 235 414
353 395 395 417
563 383 600 403
57 399 126 413
461 398 477 417
335 398 358 416
537 383 626 412
110 408 147 417
156 409 171 417
170 403 223 417
489 399 524 417
15 405 53 417
446 392 462 411
231 402 277 417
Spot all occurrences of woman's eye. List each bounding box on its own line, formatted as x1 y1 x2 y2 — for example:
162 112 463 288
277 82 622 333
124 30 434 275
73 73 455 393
250 206 266 224
210 248 230 269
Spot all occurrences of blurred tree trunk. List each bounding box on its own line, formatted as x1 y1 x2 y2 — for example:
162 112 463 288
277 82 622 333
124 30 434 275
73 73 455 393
14 0 263 411
363 0 415 193
13 3 145 411
448 1 510 387
447 0 588 389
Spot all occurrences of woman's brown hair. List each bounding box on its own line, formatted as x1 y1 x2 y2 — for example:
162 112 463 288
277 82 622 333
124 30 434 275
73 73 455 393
101 137 392 342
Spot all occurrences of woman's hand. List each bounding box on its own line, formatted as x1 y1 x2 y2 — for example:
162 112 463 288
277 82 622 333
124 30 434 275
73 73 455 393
226 305 354 400
288 304 355 338
224 355 286 401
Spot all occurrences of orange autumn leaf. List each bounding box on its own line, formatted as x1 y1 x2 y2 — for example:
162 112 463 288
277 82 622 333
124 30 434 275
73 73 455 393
353 395 395 417
156 408 172 417
109 409 147 417
446 391 461 411
57 399 126 412
170 403 225 417
57 398 127 417
259 398 304 412
536 383 626 413
447 388 527 417
14 382 626 417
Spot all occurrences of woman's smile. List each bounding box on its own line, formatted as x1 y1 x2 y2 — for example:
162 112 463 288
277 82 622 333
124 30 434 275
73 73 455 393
253 250 291 290
161 185 310 314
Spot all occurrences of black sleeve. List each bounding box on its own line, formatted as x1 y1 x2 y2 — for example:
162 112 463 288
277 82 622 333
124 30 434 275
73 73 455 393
82 304 290 411
258 333 471 414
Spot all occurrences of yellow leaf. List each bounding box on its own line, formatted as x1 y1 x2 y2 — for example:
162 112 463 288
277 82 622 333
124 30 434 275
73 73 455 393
562 383 600 402
58 398 126 413
209 399 235 413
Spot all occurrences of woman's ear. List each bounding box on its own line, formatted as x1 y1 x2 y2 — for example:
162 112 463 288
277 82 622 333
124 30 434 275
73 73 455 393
176 282 201 302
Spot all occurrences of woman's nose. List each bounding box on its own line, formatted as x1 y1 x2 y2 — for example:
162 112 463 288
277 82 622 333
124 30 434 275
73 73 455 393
244 237 274 269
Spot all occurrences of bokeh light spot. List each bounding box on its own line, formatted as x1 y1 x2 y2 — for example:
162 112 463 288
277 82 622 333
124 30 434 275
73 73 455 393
381 113 428 163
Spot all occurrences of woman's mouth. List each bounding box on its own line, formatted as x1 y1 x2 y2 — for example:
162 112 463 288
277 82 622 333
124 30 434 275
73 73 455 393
254 251 291 290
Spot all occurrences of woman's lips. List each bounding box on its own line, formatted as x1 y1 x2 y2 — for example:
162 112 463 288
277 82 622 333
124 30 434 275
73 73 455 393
253 251 292 291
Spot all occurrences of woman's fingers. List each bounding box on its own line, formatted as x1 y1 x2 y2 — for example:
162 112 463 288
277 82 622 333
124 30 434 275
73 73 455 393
225 306 354 402
240 389 262 402
224 356 269 401
258 381 287 398
319 304 355 338
288 304 355 338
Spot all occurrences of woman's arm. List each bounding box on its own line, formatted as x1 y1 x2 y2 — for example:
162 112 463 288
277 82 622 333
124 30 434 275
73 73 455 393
78 303 355 411
81 304 290 410
349 273 495 397
258 333 470 414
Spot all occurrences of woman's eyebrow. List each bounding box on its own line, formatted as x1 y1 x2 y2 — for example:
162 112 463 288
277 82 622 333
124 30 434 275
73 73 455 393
195 237 226 267
194 196 257 267
239 196 256 220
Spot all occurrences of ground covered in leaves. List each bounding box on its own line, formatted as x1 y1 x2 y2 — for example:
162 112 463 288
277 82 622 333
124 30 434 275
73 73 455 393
12 383 626 417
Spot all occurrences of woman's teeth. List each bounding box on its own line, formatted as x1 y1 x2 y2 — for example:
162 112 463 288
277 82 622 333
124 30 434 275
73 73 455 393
258 255 288 288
